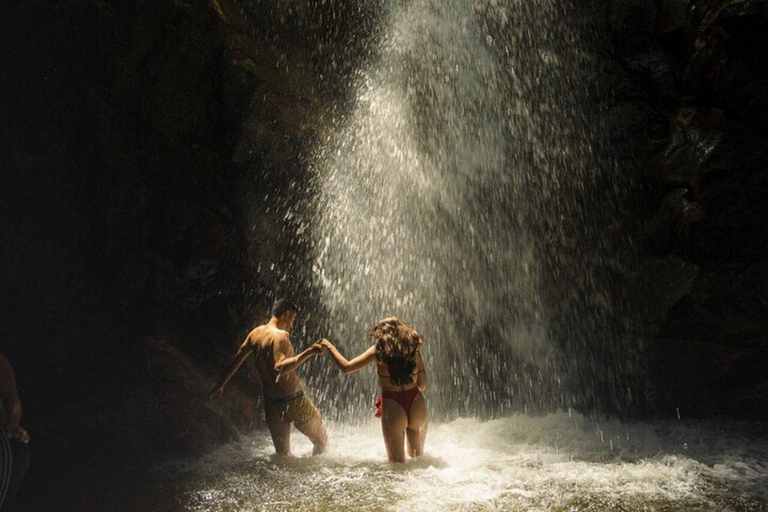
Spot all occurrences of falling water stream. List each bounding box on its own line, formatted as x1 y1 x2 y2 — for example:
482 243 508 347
306 0 635 419
154 1 768 510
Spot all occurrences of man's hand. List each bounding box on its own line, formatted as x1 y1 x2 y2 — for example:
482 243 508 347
318 338 333 350
209 386 224 401
308 342 326 355
7 425 30 444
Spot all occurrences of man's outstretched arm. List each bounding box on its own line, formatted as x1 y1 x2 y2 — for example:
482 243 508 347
210 336 254 399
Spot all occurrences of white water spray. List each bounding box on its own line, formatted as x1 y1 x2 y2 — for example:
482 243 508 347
308 0 634 417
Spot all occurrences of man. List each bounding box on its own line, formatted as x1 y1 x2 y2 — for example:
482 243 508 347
209 299 327 455
0 352 30 511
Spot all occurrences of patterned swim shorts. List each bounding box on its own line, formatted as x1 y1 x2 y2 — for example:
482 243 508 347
265 390 319 425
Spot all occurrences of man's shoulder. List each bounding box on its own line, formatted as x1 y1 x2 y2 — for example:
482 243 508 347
270 328 291 344
249 325 290 344
248 325 265 336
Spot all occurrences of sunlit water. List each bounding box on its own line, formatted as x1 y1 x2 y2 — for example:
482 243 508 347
161 413 767 511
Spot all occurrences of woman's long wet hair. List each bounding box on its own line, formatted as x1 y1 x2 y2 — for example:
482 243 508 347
369 316 424 386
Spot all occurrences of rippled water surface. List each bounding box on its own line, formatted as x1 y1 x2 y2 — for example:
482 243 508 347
154 413 767 511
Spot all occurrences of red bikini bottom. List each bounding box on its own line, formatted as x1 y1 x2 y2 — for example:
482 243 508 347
374 387 421 420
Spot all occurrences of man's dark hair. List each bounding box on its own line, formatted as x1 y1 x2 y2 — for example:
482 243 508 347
271 298 299 317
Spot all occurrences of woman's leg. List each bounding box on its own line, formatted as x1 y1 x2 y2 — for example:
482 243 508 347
406 393 427 457
380 398 408 462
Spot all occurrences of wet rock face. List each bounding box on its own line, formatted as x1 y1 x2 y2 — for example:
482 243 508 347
608 0 768 418
114 339 260 457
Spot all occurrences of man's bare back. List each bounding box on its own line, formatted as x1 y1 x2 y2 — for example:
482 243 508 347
249 324 303 399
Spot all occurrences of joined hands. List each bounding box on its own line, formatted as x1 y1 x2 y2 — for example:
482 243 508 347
309 340 327 355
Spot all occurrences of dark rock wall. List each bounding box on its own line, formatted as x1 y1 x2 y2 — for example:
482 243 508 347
0 0 392 480
606 0 768 418
0 0 372 508
1 0 253 460
0 5 362 504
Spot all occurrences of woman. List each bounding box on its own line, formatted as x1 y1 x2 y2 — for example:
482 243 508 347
319 316 427 462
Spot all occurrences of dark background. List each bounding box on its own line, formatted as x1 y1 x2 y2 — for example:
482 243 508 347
1 0 766 510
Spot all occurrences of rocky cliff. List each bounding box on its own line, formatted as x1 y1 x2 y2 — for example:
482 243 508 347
606 0 768 418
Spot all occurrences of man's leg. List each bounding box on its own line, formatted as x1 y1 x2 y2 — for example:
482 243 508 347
264 405 291 456
295 411 327 455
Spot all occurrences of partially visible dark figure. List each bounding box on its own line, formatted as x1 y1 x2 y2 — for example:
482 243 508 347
0 353 30 511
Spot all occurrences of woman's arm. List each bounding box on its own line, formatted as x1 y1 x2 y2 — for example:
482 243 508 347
416 351 427 391
320 340 376 374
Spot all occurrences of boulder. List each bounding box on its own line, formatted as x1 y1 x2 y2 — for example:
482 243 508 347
110 338 259 458
625 49 681 106
650 107 725 188
45 337 260 463
663 260 768 344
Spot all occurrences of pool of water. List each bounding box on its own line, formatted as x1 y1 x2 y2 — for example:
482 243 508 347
152 413 768 511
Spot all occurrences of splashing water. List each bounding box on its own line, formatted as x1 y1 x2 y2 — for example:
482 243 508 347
163 414 767 511
306 0 637 417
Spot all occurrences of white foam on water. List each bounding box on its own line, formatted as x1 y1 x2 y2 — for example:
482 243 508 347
171 413 768 511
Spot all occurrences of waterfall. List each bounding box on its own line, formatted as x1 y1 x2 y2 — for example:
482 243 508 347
307 0 637 419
